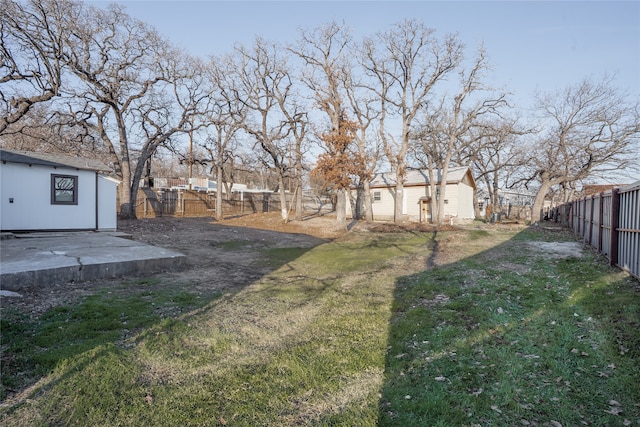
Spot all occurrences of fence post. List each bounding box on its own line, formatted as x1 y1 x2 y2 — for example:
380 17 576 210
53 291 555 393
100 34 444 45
582 198 587 239
598 192 604 253
609 188 620 267
587 194 596 245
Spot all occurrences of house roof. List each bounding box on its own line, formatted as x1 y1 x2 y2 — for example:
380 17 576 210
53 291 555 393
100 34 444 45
0 149 110 172
370 166 476 189
582 184 622 196
621 181 640 193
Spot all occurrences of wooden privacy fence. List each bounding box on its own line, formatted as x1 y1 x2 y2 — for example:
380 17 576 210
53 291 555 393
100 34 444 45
551 182 640 279
121 189 333 219
123 189 285 218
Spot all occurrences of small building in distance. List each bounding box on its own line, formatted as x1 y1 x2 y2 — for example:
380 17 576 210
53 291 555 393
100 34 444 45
349 166 477 223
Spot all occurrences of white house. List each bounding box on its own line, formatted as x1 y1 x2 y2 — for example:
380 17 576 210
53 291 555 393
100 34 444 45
0 149 118 231
349 166 477 223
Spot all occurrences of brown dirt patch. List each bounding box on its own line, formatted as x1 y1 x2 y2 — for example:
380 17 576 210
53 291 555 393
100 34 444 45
0 213 345 318
0 213 498 319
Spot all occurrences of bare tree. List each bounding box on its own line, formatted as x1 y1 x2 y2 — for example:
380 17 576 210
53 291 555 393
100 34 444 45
528 76 640 222
278 103 308 222
291 21 353 228
344 78 381 222
0 103 111 162
361 19 462 223
234 37 302 222
60 3 209 218
0 0 75 134
201 55 247 221
416 47 507 224
466 117 530 213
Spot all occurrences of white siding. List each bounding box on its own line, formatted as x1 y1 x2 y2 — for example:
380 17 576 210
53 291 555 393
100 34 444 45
441 184 458 218
404 186 430 221
457 182 475 219
371 187 396 220
98 175 118 230
347 168 475 222
1 162 115 231
346 173 476 223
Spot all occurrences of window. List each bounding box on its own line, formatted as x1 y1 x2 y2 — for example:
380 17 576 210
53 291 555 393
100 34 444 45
51 174 78 205
373 191 382 202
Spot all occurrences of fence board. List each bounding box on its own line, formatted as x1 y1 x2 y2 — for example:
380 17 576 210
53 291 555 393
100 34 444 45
560 183 640 280
129 189 281 218
617 185 640 278
601 192 612 258
120 189 333 220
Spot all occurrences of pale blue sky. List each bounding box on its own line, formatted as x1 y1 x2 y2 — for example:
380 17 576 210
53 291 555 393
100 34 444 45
95 0 640 111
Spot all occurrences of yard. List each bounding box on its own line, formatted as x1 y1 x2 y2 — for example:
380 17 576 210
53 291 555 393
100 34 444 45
1 214 639 426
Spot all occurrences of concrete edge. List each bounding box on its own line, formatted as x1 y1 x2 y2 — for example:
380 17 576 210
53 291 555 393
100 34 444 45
0 255 186 291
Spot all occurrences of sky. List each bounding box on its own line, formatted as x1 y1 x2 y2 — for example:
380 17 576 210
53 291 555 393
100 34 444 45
92 0 640 113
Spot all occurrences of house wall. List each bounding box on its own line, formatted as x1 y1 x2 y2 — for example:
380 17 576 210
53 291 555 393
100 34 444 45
0 162 114 231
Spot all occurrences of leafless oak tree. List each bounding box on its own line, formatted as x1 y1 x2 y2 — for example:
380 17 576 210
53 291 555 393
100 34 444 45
235 37 304 222
60 3 209 218
466 117 530 214
292 21 353 229
415 47 508 224
201 55 247 220
343 74 381 223
528 76 640 221
361 19 462 223
0 0 76 134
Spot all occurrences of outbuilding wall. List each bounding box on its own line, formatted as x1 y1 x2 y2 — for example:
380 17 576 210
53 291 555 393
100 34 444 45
348 182 475 222
0 162 115 231
98 175 118 230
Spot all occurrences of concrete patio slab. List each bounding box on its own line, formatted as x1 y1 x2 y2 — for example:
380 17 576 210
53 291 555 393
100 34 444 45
0 232 185 291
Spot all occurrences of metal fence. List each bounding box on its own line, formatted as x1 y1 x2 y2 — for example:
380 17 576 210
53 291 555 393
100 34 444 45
552 182 640 279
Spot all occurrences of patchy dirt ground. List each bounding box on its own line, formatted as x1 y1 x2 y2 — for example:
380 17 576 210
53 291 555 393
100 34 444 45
1 213 349 317
0 213 545 319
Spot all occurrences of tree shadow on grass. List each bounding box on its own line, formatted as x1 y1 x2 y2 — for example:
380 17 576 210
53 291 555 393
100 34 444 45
0 218 330 417
378 225 640 426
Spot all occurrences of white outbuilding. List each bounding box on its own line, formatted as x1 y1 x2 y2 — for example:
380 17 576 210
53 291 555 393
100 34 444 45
349 166 477 223
0 149 117 231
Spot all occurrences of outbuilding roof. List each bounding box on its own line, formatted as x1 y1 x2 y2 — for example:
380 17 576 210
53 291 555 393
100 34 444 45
0 149 110 172
370 166 476 189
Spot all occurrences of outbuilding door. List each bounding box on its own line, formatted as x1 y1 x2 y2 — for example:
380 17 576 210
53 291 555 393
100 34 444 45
420 197 432 223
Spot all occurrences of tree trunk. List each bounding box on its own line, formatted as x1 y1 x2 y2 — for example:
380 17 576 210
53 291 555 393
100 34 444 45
277 174 289 222
336 188 347 230
294 179 303 221
436 160 452 225
126 149 157 221
355 185 364 219
362 179 373 222
394 182 405 223
216 161 224 221
436 182 447 225
117 121 135 219
294 151 304 221
491 172 500 212
532 180 553 224
426 166 437 224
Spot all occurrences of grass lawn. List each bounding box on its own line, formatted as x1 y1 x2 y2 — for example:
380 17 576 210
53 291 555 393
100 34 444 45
1 224 638 426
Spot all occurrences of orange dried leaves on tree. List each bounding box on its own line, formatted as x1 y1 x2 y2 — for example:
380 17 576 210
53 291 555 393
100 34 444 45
311 115 364 190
